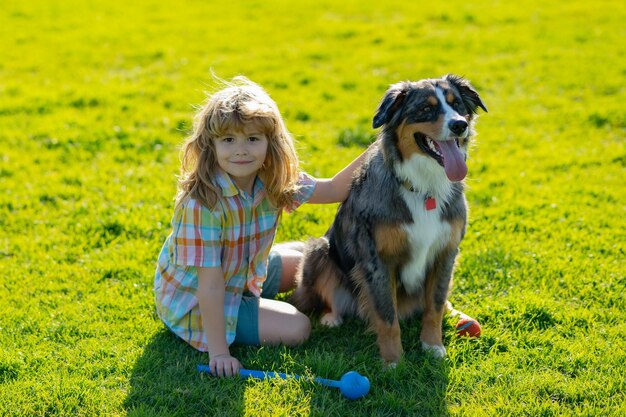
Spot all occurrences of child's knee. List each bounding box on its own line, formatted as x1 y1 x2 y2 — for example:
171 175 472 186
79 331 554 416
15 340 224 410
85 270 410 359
287 313 311 346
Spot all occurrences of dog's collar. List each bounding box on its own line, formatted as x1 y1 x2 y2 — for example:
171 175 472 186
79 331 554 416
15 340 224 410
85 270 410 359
402 180 437 210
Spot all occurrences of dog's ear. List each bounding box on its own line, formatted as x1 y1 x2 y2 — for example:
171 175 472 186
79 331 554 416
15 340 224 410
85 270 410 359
372 83 409 129
445 74 488 114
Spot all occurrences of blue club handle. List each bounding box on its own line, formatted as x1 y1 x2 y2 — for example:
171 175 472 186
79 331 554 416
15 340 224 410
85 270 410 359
197 365 294 380
197 365 340 387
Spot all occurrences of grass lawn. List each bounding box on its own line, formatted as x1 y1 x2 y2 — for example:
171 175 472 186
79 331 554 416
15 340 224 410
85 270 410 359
1 0 625 415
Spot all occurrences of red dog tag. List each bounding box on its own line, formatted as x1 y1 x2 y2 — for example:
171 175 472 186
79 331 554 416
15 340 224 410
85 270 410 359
425 197 436 211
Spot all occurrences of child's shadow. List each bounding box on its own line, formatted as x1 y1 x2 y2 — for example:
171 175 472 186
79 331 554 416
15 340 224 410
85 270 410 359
124 318 450 416
123 330 246 417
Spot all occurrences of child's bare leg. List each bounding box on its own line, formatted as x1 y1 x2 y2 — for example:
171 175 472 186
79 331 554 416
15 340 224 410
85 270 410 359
272 242 305 292
257 298 310 346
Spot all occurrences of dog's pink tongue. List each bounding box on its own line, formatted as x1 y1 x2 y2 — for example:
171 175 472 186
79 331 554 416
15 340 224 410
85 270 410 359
435 140 467 182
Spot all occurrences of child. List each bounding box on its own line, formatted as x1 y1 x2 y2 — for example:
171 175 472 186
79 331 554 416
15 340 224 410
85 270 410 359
154 76 369 377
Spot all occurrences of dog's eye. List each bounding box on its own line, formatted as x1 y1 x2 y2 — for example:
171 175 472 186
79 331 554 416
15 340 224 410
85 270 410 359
421 106 432 113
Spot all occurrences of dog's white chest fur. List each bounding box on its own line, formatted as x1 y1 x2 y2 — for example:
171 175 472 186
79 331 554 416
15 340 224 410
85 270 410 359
399 194 451 293
396 157 453 294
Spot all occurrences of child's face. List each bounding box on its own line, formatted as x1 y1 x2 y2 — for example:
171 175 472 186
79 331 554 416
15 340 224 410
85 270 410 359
213 123 269 193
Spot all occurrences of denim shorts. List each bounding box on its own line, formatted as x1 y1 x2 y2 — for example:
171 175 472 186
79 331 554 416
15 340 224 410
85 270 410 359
233 250 282 346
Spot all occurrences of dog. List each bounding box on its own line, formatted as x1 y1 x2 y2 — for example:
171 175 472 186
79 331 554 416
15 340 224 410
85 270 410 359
292 74 487 364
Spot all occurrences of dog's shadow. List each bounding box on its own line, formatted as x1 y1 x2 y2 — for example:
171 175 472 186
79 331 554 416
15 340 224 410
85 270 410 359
124 319 450 416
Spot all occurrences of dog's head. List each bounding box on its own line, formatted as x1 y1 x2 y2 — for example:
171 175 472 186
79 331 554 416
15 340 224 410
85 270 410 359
373 74 487 182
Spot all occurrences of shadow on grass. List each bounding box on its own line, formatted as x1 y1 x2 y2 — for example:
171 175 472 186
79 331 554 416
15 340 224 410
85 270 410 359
123 329 246 417
252 315 451 417
124 318 450 417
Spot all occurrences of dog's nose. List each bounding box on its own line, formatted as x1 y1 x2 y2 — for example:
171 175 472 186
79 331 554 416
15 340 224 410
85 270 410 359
449 120 468 135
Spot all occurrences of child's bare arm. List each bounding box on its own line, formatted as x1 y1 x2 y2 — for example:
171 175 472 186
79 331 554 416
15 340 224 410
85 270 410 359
308 140 378 204
197 266 241 377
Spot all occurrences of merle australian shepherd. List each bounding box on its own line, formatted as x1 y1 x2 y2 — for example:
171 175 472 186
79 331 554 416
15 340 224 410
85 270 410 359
292 75 487 364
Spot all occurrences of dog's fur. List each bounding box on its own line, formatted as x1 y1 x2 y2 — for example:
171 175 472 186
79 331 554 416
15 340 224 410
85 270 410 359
291 75 487 364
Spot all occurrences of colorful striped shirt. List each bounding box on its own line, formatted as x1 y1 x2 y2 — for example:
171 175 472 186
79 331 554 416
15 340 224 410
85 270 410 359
154 169 316 350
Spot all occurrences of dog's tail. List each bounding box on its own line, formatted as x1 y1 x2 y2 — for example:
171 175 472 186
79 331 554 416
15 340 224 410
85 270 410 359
290 237 335 313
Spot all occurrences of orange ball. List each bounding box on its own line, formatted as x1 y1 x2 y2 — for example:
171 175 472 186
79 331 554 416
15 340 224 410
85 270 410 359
455 318 481 337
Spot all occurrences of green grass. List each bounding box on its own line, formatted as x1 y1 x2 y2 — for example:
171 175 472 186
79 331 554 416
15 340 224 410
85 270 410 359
1 0 625 415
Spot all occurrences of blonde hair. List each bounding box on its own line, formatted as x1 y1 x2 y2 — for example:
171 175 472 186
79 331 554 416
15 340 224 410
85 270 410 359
176 76 301 209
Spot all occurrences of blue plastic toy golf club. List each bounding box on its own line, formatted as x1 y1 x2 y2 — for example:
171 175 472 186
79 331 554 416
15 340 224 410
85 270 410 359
197 365 370 400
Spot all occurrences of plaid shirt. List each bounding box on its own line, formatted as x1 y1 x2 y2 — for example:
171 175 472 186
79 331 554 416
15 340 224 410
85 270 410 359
154 169 316 350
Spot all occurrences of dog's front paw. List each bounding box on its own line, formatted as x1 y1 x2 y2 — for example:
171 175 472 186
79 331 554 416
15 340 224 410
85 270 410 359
421 341 446 358
320 312 343 327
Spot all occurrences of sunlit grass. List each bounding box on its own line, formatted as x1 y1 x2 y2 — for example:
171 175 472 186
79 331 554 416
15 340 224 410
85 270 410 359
1 0 625 415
